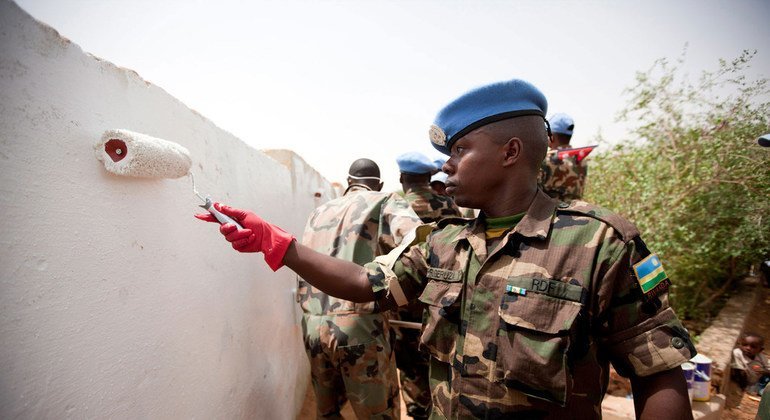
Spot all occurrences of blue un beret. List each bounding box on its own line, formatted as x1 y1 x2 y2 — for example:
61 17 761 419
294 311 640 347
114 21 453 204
549 113 574 136
396 152 437 174
429 79 548 155
433 157 447 172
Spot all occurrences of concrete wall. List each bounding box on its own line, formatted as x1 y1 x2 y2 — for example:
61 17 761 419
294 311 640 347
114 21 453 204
0 1 337 417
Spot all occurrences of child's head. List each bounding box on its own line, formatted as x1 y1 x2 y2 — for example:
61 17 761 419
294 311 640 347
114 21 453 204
739 333 765 359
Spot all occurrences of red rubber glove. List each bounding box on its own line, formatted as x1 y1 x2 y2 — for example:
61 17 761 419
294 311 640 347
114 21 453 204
194 203 295 271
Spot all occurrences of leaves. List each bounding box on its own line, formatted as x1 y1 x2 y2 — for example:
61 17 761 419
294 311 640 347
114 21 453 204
586 50 770 321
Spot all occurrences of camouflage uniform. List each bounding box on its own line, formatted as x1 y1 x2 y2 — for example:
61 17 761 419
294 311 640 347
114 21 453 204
396 186 463 419
299 185 422 419
366 190 696 419
540 149 587 201
402 185 463 223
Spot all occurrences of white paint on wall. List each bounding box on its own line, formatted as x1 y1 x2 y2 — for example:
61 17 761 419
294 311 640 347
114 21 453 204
0 1 336 417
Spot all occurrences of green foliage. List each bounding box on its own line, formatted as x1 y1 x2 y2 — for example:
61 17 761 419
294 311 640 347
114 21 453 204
586 50 770 321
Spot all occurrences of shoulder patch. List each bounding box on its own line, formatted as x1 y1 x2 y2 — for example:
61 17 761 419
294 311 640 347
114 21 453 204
556 200 639 241
633 253 671 300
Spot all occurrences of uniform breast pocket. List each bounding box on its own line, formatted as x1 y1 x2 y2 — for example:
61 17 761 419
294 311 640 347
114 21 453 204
495 289 582 406
417 279 463 363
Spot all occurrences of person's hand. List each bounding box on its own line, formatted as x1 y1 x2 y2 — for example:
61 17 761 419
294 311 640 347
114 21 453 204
195 203 295 271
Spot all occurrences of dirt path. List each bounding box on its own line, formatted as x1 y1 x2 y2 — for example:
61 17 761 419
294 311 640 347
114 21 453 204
723 280 770 419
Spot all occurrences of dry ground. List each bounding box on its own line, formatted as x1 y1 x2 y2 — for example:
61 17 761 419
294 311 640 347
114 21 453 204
723 282 770 419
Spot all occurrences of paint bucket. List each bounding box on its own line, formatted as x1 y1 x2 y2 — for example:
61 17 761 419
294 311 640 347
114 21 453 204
681 362 695 402
690 354 712 402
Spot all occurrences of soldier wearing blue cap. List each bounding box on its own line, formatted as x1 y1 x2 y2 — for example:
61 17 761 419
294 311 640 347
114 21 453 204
395 151 463 224
200 78 695 419
397 152 438 176
395 151 462 420
539 112 589 201
550 113 575 137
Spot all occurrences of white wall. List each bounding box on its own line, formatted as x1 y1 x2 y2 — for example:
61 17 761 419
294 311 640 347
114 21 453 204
0 1 337 418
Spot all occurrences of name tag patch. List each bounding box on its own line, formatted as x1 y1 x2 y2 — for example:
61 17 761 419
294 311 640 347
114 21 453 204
506 277 585 302
427 267 462 282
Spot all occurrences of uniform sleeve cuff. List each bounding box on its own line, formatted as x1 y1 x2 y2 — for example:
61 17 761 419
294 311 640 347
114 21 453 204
370 257 409 307
607 307 696 377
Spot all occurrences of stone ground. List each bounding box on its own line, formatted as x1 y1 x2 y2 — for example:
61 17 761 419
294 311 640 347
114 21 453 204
722 282 770 420
296 281 770 419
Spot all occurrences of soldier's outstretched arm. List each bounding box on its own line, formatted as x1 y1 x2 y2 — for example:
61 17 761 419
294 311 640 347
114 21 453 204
195 203 374 302
282 241 374 302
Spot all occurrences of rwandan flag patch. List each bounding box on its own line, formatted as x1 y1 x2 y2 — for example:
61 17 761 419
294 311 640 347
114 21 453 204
633 253 670 299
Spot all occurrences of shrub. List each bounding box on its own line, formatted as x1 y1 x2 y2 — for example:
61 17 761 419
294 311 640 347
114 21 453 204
586 50 770 320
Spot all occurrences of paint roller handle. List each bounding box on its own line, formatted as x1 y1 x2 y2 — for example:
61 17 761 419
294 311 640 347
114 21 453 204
204 200 243 230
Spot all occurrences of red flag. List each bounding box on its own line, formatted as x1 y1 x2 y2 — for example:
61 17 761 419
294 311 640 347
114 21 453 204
556 145 597 164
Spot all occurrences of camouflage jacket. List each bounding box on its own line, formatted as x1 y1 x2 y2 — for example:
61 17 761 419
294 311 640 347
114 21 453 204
366 191 695 419
299 185 422 316
403 185 463 223
540 149 587 201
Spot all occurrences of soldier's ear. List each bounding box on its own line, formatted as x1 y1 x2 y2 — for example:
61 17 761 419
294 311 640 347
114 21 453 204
376 181 384 192
502 137 522 166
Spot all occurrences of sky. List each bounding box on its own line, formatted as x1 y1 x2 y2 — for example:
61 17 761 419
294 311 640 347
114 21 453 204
14 0 770 190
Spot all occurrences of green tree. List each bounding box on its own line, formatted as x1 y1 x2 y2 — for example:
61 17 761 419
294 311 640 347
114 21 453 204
586 50 770 321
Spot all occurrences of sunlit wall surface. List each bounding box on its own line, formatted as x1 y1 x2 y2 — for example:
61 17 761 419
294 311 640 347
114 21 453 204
0 1 336 417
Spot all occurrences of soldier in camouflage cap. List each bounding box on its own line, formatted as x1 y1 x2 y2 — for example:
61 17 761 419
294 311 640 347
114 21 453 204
298 158 422 419
539 113 588 201
199 78 697 419
394 152 464 419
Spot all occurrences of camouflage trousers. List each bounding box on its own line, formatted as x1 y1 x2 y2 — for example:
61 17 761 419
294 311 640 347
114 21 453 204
302 313 401 419
393 306 432 420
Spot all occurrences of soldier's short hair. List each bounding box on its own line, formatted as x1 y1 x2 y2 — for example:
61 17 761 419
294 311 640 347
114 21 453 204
348 158 380 179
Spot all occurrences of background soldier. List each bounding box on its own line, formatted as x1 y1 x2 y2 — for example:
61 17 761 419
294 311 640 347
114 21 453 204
198 79 696 419
430 157 449 196
397 151 462 224
430 171 449 196
297 158 421 419
540 112 588 201
393 152 463 419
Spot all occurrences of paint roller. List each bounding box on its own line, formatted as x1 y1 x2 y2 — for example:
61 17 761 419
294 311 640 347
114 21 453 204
94 129 242 228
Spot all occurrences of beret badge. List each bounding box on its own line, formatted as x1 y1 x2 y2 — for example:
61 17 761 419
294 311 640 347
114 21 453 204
429 124 446 147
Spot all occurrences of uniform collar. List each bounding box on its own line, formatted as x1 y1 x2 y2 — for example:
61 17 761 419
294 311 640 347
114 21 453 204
513 190 558 240
456 190 557 243
452 191 556 263
344 184 373 195
404 185 433 195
